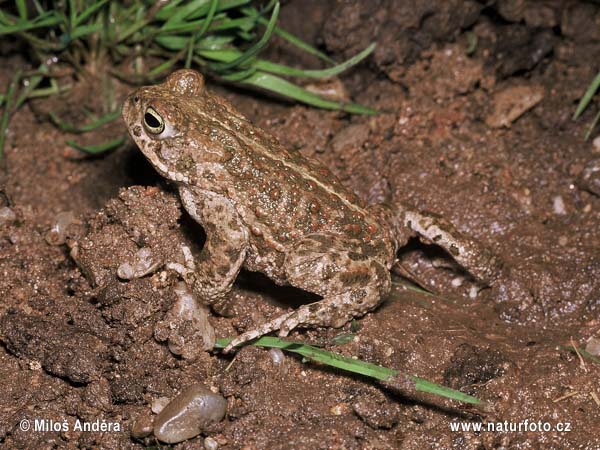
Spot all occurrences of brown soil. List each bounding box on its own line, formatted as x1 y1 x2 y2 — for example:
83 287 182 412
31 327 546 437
1 1 600 449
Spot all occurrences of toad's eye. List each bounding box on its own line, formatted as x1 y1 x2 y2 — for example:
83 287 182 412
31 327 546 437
143 107 165 134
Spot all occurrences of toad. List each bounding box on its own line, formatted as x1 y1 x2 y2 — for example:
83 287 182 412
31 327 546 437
122 69 500 351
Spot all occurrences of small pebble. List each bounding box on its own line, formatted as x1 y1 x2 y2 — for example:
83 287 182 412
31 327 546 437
0 207 16 226
485 84 544 128
268 348 285 366
152 397 171 414
330 402 350 416
585 337 600 356
45 211 76 245
131 414 154 439
117 247 162 280
593 135 600 153
160 282 215 357
552 196 566 215
153 384 227 444
468 286 479 299
577 158 600 196
204 436 219 450
451 276 464 287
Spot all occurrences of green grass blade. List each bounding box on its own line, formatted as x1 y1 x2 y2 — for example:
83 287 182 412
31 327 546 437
233 71 377 115
186 0 218 68
66 136 126 154
75 0 109 26
154 0 192 21
271 25 335 64
584 109 600 141
215 336 482 405
155 35 189 51
68 0 76 28
258 43 374 78
560 345 600 365
200 44 373 79
70 22 102 40
49 109 121 134
163 0 211 29
196 34 234 50
186 0 251 20
0 11 62 34
210 1 279 72
573 70 600 120
242 6 334 64
16 0 28 20
0 70 22 162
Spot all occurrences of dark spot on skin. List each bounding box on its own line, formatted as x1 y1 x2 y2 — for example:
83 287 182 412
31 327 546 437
340 271 372 285
215 265 230 277
344 223 362 236
366 223 378 234
360 243 378 257
309 304 320 313
449 244 460 256
224 247 239 260
348 251 368 262
350 289 368 301
211 234 227 247
374 262 388 282
133 125 142 137
227 220 242 232
311 235 330 245
203 222 217 234
269 188 281 200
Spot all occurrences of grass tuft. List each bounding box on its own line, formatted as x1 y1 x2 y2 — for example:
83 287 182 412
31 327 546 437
0 1 376 159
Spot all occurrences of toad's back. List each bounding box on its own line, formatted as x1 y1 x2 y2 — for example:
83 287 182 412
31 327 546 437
180 87 391 251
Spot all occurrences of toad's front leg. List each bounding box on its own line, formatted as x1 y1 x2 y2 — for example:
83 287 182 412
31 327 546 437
179 187 249 307
224 234 392 352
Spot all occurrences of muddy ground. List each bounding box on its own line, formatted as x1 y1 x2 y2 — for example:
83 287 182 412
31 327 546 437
1 0 599 449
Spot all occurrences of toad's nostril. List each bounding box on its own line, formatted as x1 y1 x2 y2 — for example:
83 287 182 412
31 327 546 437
133 95 140 103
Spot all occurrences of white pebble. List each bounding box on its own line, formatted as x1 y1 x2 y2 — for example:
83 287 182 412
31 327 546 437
593 135 600 153
165 282 215 356
204 436 219 450
45 211 76 245
0 207 16 226
468 286 479 299
117 247 162 279
151 397 171 414
552 196 566 215
585 337 600 356
451 276 464 287
269 348 285 366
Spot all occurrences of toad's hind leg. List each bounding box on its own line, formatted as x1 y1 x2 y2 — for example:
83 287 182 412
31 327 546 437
224 235 391 352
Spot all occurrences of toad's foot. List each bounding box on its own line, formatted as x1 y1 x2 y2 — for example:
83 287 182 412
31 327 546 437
403 210 501 284
223 296 358 353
